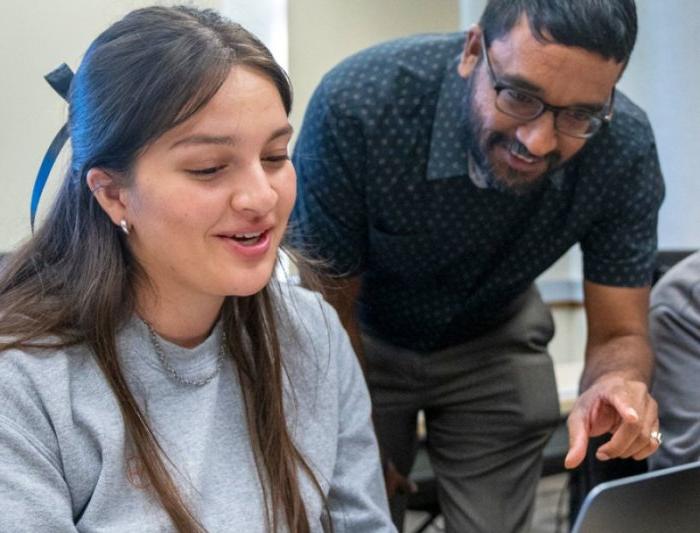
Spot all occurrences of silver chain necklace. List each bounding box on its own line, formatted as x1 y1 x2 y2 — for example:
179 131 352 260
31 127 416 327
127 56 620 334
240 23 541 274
145 321 226 387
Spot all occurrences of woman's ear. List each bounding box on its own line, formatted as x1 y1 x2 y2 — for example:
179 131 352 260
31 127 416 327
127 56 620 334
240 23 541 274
86 168 129 227
458 25 483 79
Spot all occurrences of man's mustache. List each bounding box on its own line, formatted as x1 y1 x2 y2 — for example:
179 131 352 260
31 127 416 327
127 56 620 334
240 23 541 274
487 132 562 168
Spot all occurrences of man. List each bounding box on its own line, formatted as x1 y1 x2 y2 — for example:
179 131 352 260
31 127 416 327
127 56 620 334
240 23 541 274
292 1 664 531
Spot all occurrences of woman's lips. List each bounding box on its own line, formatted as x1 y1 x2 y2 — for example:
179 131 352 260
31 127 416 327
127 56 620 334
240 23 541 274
218 229 272 258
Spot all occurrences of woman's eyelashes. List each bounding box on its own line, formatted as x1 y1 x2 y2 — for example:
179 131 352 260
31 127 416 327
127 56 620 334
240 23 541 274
184 151 289 177
262 153 290 165
186 165 227 176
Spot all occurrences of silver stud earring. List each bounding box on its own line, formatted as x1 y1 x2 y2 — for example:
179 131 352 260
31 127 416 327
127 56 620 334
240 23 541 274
119 219 129 236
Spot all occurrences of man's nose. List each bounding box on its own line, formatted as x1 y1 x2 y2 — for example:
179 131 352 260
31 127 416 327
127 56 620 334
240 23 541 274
515 111 558 157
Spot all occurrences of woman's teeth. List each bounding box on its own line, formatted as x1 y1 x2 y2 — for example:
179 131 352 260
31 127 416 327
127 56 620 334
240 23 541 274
232 231 263 245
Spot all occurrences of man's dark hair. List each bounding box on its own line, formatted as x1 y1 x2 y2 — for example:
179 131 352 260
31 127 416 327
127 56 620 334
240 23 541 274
479 0 637 64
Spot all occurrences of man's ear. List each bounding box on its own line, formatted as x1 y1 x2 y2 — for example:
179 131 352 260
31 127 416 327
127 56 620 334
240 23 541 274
86 167 129 227
458 25 483 79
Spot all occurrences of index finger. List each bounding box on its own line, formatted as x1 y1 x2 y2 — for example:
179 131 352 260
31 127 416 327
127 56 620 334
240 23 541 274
565 407 590 469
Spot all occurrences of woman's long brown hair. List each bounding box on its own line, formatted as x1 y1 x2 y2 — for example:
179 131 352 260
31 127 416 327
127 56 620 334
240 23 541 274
0 6 330 532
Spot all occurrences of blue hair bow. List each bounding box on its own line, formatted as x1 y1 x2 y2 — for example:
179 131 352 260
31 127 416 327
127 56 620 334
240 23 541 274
31 63 73 231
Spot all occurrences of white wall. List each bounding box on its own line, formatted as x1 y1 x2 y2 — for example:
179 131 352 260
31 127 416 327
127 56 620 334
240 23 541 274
618 1 700 249
222 0 288 69
459 0 486 29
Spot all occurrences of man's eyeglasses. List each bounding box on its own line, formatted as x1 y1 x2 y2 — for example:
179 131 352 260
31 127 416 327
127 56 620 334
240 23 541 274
480 34 614 139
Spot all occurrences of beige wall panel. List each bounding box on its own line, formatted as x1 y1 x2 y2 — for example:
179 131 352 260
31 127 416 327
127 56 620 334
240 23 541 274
288 0 460 134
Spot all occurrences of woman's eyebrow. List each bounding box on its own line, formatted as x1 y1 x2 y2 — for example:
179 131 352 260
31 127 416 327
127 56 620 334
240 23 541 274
169 134 235 150
169 124 293 150
267 124 294 142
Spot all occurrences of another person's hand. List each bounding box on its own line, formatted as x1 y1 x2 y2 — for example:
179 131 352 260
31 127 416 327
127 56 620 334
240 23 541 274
564 373 660 469
384 459 417 498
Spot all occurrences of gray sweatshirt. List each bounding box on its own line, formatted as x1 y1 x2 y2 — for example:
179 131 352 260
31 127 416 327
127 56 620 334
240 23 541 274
0 284 395 532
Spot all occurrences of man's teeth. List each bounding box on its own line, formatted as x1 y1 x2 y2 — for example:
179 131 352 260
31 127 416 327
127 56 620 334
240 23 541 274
511 149 536 163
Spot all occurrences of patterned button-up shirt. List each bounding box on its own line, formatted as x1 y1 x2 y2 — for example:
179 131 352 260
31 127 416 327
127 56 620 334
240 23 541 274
291 32 665 352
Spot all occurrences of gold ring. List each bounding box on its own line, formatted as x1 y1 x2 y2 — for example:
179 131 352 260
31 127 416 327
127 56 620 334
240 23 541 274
650 430 663 446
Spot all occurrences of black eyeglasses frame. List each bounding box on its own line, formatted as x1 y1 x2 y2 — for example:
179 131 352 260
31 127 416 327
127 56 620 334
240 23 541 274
479 33 615 139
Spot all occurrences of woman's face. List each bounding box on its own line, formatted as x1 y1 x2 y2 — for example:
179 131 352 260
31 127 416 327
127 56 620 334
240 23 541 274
123 65 295 307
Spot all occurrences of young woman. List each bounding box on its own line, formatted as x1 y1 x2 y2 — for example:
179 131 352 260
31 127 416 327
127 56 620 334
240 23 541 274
0 6 394 533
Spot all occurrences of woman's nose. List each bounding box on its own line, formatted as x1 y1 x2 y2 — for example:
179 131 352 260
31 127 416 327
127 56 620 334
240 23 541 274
230 165 278 217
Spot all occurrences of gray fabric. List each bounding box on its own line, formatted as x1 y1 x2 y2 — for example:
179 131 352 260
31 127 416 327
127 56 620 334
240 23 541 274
649 251 700 470
365 286 561 533
0 284 395 533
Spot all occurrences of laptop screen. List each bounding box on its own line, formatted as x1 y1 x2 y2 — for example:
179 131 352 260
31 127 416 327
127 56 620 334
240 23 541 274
571 460 700 533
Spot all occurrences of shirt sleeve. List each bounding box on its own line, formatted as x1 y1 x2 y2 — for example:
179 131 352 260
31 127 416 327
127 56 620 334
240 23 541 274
648 256 700 469
581 139 665 287
291 80 369 276
325 308 397 533
0 415 78 531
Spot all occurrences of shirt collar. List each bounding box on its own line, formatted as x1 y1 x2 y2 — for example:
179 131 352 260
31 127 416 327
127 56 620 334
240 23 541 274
426 55 472 181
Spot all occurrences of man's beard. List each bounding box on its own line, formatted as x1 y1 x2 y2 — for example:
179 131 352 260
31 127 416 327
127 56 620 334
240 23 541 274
461 75 562 196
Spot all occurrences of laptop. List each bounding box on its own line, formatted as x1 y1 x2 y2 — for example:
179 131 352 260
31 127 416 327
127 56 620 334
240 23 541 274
571 460 700 533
